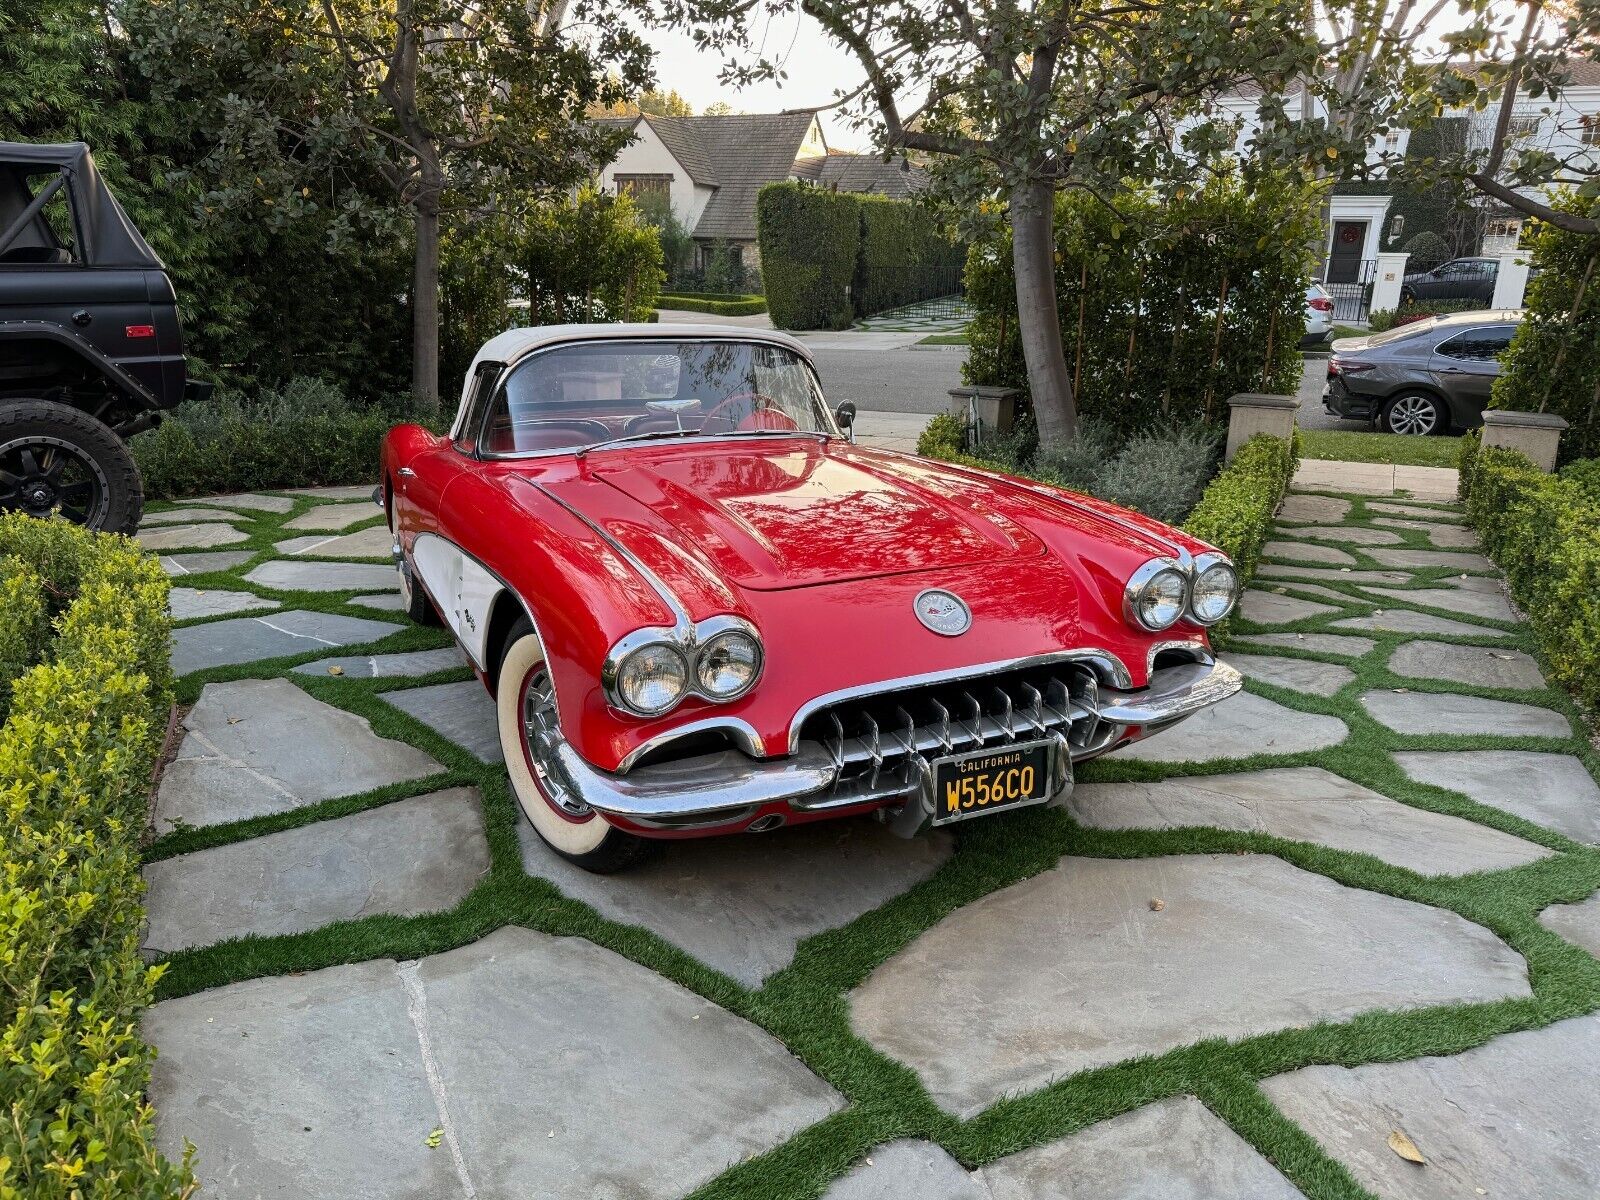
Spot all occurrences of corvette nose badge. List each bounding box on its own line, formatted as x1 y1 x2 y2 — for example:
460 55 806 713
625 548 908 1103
914 589 971 636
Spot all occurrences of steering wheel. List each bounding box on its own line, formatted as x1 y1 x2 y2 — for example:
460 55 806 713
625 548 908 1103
698 392 799 434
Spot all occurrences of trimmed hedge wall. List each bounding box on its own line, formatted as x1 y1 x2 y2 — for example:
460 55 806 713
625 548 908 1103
756 185 860 330
0 514 191 1197
852 194 966 317
656 293 769 316
1459 438 1600 713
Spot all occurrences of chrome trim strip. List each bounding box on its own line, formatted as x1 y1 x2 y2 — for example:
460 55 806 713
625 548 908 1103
1145 638 1213 680
1094 660 1243 725
785 648 1133 754
615 716 767 774
560 741 838 822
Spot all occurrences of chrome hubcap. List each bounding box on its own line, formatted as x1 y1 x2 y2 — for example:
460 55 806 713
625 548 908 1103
1388 395 1437 435
521 670 591 817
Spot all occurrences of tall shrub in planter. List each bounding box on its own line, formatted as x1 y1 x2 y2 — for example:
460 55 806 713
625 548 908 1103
757 184 861 330
965 171 1317 440
1490 193 1600 464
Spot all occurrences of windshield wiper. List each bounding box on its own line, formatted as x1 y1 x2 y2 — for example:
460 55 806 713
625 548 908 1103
573 428 703 458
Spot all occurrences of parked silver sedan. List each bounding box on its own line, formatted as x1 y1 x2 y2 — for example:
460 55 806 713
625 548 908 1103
1321 310 1522 436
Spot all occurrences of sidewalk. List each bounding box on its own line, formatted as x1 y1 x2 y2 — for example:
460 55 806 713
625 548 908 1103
852 408 929 453
1293 458 1459 502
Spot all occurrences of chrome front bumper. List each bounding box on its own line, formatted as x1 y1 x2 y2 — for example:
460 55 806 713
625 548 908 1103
560 659 1243 834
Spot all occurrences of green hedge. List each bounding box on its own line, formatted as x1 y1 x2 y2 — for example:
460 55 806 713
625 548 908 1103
853 194 965 316
655 293 769 316
0 514 192 1198
756 185 861 331
1459 440 1600 713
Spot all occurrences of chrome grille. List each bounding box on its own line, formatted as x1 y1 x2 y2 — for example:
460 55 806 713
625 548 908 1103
796 664 1109 807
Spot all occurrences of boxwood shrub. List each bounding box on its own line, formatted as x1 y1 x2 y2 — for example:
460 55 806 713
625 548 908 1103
655 293 769 316
756 184 861 331
1459 441 1600 713
0 514 192 1198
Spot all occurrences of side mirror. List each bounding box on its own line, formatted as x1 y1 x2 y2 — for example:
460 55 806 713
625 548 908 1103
834 400 857 430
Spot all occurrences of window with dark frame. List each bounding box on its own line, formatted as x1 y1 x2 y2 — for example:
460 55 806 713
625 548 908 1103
1583 115 1600 147
614 174 673 200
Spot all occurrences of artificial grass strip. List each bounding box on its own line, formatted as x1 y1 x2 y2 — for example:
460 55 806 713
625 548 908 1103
136 486 1600 1200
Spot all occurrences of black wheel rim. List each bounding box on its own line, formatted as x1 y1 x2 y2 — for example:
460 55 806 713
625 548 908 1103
0 436 110 526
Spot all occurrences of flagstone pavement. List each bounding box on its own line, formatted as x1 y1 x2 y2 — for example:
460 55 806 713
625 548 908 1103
134 471 1600 1198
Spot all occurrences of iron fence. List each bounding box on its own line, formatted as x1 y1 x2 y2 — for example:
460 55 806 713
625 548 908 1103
1321 258 1376 323
853 263 967 320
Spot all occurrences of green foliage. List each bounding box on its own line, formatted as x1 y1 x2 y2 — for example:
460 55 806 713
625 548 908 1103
1368 297 1488 333
1460 445 1600 712
0 513 189 1199
1093 425 1225 525
1560 457 1600 507
964 172 1317 439
1402 230 1451 271
656 294 769 316
1491 194 1600 463
635 191 695 280
133 378 435 500
756 184 861 330
852 194 965 316
703 242 756 295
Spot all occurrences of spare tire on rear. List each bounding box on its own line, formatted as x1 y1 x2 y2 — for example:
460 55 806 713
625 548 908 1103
0 399 144 534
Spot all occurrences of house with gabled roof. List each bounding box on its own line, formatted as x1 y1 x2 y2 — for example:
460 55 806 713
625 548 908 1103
595 110 928 274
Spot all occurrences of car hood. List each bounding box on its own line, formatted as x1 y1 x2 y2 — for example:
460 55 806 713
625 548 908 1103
581 439 1046 591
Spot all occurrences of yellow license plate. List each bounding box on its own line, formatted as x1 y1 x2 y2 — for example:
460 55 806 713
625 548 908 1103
932 741 1057 826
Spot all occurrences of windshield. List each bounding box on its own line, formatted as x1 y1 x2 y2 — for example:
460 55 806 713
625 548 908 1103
479 340 837 456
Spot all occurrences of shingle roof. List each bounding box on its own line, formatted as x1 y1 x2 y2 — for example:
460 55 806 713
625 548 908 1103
801 153 929 199
639 115 722 187
676 111 821 241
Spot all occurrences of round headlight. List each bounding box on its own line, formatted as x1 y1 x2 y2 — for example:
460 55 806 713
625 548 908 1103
696 630 762 699
616 643 688 715
1126 561 1189 631
1190 559 1239 624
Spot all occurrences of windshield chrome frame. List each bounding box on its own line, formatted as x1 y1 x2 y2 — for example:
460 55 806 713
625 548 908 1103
468 336 842 462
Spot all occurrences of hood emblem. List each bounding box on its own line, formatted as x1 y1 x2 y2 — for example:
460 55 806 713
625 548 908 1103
914 589 971 636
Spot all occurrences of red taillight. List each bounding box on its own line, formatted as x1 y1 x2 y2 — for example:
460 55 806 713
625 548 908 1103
1309 297 1334 312
125 325 156 339
1328 356 1374 375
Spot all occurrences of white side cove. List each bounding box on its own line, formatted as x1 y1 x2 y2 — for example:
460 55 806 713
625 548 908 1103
410 532 504 670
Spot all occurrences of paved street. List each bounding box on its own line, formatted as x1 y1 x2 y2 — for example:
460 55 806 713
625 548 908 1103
130 476 1600 1198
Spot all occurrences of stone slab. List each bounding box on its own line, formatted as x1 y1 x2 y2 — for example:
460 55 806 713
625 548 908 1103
1360 690 1569 738
1331 610 1505 638
285 484 377 500
824 1141 986 1200
382 679 502 763
1223 653 1354 696
195 491 296 513
245 559 399 592
171 609 400 675
274 525 394 558
1068 767 1550 875
141 506 248 525
1261 540 1358 565
982 1096 1308 1200
350 592 405 611
1115 690 1347 764
1262 1013 1600 1200
146 960 457 1200
143 788 489 954
413 926 844 1196
1371 517 1479 548
283 501 384 531
153 678 441 832
135 522 247 551
1539 891 1600 958
1367 546 1495 572
1388 641 1546 690
1367 501 1467 522
1259 563 1415 586
849 854 1530 1117
1360 585 1518 623
1395 751 1600 844
519 816 953 987
1232 632 1376 657
157 550 254 577
1290 524 1404 545
292 647 468 679
1278 494 1351 523
1239 590 1341 625
169 587 280 621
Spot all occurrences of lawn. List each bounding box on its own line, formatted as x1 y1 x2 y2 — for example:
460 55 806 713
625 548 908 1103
1298 428 1464 468
917 332 969 346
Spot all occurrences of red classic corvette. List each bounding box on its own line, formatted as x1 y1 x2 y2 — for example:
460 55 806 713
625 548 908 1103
380 325 1242 871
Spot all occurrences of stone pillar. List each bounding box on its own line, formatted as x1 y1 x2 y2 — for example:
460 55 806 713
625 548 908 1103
947 386 1021 438
1491 252 1532 310
1480 410 1568 472
1224 393 1298 463
1370 252 1410 315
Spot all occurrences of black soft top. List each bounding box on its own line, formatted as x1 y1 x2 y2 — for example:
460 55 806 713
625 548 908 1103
0 141 162 268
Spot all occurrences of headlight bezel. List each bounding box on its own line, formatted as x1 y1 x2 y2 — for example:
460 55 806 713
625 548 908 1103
1188 551 1240 626
603 616 764 717
1123 557 1192 632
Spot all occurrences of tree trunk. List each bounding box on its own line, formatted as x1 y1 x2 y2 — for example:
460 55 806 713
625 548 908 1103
412 196 441 413
1011 178 1076 447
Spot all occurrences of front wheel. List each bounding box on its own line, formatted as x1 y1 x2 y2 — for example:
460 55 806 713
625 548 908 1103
0 400 143 533
1378 391 1448 436
496 620 657 873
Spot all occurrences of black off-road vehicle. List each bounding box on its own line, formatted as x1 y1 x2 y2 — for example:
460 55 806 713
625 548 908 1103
0 142 209 533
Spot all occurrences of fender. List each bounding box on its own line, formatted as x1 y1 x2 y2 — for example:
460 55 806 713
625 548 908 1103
0 319 158 405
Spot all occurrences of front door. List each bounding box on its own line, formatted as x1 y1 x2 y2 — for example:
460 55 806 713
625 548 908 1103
1327 221 1367 284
